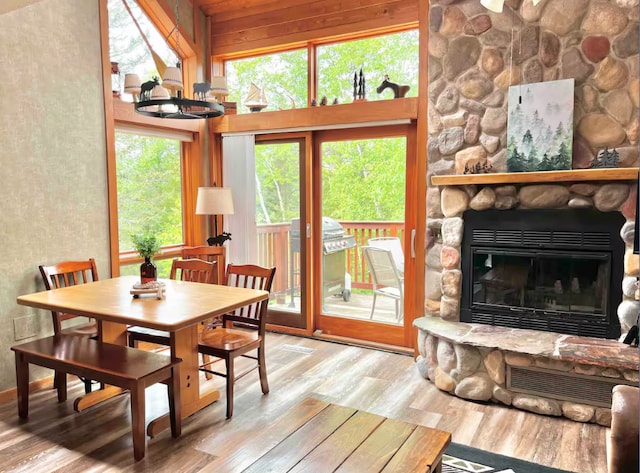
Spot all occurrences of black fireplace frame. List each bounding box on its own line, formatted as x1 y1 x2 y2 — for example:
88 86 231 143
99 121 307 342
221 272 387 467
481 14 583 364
460 209 624 339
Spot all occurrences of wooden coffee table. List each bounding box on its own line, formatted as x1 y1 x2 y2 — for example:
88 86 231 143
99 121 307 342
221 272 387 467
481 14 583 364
209 397 451 472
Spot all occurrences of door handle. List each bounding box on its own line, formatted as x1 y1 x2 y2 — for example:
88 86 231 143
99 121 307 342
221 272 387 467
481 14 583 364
306 223 311 238
411 229 416 259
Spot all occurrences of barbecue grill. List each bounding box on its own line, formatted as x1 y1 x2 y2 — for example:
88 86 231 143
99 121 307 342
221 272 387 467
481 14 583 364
290 217 356 304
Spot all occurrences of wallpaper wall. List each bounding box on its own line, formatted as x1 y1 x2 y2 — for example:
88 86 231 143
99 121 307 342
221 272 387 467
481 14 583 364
0 0 110 391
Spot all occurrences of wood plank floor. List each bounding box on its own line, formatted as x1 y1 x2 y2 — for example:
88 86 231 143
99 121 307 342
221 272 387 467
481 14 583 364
0 333 608 472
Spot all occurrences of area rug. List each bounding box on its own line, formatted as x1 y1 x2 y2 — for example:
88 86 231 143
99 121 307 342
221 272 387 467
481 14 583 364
444 443 574 473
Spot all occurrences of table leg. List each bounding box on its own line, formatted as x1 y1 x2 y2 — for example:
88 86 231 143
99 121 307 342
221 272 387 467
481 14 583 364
146 325 220 438
73 321 127 412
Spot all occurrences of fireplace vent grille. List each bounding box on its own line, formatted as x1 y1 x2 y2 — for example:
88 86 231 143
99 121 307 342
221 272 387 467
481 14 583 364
473 312 609 338
507 366 637 407
472 229 611 249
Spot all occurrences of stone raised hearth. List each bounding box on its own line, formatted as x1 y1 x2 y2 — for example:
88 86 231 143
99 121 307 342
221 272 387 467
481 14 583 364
414 317 639 426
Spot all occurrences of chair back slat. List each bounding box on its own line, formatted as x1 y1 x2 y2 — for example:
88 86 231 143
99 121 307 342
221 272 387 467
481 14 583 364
39 259 99 333
181 246 226 284
223 264 275 328
169 258 216 284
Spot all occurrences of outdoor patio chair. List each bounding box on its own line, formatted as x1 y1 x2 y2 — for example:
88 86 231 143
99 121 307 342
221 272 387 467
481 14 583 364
367 236 405 275
361 245 404 322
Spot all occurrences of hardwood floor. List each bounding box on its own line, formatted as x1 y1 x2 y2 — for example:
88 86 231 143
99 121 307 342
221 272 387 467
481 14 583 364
0 333 608 472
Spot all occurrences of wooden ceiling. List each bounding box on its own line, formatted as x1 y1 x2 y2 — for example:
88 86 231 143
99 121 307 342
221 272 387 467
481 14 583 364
195 0 294 18
195 0 419 57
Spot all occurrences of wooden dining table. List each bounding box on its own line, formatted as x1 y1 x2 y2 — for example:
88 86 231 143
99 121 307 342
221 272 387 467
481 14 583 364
16 275 268 437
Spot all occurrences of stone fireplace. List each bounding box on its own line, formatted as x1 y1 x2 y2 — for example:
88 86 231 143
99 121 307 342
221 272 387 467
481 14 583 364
416 0 640 425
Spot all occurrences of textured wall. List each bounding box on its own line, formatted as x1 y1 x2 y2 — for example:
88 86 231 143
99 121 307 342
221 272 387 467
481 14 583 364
0 0 110 390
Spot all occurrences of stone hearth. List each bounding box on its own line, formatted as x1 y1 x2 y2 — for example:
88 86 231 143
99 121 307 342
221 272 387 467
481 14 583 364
414 317 639 426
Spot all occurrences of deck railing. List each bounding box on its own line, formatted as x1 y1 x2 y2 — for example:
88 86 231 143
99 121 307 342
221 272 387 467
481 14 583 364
257 221 404 295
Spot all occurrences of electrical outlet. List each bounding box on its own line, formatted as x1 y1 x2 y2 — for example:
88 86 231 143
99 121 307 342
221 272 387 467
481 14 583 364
14 314 38 341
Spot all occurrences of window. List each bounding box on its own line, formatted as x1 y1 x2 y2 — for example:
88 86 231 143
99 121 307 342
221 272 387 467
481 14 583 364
108 0 179 101
317 30 419 104
115 131 184 276
225 49 308 114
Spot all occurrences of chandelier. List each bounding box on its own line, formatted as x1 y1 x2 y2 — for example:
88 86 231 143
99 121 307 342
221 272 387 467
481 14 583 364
120 0 225 119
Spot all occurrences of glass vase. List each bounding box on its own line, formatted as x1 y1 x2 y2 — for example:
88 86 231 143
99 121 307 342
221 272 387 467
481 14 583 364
140 256 157 284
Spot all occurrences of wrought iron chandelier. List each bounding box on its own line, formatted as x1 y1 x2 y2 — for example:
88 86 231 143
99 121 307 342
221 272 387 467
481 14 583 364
121 0 225 119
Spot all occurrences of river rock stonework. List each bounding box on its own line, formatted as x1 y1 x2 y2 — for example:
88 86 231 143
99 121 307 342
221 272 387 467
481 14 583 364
426 0 639 340
421 0 640 422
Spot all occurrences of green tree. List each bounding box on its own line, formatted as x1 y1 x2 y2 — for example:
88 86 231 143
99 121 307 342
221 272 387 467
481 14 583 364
115 133 183 251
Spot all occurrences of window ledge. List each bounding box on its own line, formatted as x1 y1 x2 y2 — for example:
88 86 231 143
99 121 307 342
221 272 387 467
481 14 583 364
210 97 418 134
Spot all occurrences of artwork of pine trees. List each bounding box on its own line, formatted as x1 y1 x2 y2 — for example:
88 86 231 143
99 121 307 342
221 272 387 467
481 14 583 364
506 79 574 173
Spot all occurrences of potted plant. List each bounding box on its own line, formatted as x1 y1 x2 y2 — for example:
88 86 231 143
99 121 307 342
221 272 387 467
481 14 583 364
131 232 161 284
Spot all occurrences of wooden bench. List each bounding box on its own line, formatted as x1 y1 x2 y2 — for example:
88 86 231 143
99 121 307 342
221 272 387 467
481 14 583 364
11 334 181 461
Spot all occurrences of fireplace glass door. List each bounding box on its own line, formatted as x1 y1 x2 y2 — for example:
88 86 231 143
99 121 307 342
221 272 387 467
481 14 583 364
472 249 609 318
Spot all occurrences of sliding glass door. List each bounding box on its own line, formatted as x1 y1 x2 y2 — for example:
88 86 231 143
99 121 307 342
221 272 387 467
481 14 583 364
313 125 417 347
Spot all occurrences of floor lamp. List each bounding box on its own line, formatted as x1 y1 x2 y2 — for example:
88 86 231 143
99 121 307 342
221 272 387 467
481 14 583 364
195 187 235 246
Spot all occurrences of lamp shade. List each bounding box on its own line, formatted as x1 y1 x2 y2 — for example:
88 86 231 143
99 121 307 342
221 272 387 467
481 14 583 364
196 187 235 215
210 76 228 96
162 66 183 91
124 73 142 94
480 0 504 12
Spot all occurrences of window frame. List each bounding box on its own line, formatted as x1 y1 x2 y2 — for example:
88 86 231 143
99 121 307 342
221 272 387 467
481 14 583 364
214 26 419 109
100 0 205 276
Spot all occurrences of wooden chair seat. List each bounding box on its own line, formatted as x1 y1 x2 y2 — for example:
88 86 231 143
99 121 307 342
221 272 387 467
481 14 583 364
11 334 181 461
199 328 260 351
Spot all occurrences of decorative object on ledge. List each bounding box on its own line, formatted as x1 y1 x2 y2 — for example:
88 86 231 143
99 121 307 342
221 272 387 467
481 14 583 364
507 79 574 173
332 98 339 105
245 82 268 112
223 101 237 115
121 0 223 120
590 148 620 168
353 68 366 101
464 161 493 175
376 74 410 99
320 96 328 106
110 62 121 97
311 98 317 106
196 187 235 246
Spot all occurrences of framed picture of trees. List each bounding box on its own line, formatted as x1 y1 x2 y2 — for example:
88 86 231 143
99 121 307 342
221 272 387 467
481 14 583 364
506 79 574 173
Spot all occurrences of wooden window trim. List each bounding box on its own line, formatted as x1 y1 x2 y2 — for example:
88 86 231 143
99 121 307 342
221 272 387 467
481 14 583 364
100 0 204 276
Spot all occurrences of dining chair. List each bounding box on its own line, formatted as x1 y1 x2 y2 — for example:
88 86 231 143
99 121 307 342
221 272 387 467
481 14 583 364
181 245 226 285
361 245 404 322
39 258 100 394
198 264 275 419
127 258 216 347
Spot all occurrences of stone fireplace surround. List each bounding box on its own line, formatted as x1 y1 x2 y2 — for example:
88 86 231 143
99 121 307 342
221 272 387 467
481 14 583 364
415 178 640 425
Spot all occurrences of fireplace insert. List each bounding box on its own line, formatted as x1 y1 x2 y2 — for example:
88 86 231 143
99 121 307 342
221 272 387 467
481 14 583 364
460 209 624 339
